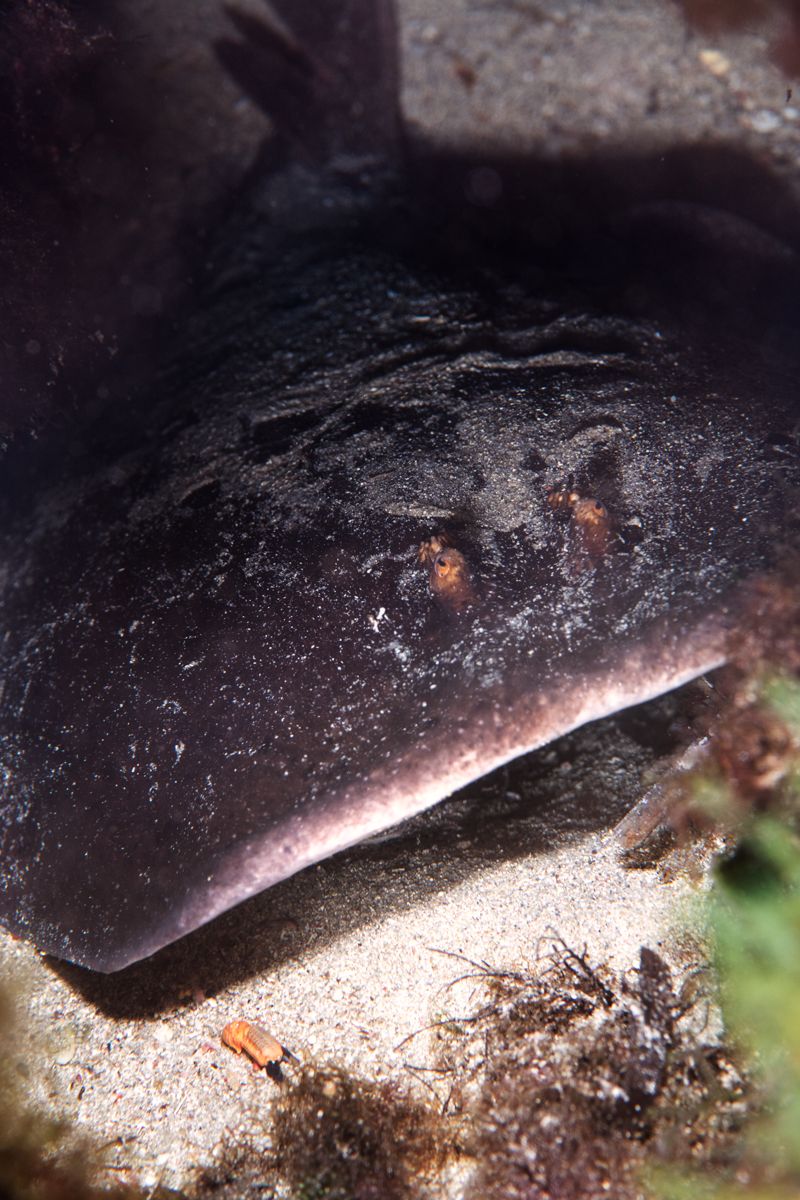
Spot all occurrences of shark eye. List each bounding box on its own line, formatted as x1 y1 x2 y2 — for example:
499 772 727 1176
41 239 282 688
434 553 450 575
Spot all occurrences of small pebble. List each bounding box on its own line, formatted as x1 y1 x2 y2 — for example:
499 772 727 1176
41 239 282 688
742 108 781 134
698 48 730 77
153 1024 174 1045
53 1026 77 1065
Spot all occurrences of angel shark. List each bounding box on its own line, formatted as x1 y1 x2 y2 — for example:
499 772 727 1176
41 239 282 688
0 0 797 970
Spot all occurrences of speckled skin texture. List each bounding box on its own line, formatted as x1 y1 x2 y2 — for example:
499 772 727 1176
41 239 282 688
0 0 798 971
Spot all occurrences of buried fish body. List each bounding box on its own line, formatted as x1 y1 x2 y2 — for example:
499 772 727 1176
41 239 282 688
0 1 798 971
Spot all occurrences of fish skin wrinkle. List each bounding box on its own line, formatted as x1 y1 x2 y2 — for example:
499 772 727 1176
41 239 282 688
0 0 798 971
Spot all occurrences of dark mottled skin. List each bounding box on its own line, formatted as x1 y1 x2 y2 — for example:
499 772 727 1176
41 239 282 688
0 0 798 970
